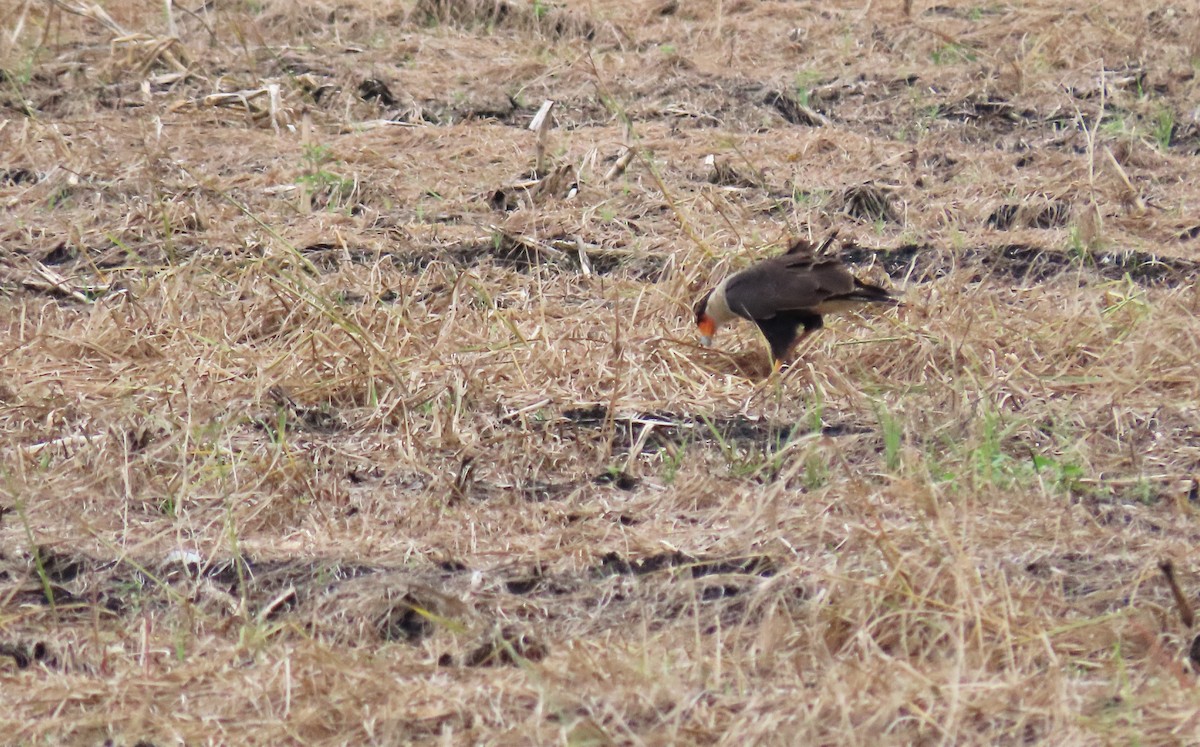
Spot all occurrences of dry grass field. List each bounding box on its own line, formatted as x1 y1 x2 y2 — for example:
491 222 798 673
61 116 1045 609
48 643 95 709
3 0 1200 743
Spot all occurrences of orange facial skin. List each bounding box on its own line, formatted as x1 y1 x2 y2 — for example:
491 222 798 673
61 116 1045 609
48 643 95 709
697 315 716 342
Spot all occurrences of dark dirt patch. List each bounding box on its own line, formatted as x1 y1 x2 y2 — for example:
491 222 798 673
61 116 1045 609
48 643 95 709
1168 122 1200 154
260 386 346 434
595 551 776 579
409 91 529 127
457 476 583 504
40 243 76 266
1023 551 1139 612
937 96 1032 131
462 625 548 667
504 576 541 595
1 237 163 273
0 641 52 670
986 200 1072 231
516 480 577 502
375 593 437 642
593 469 640 491
489 165 578 212
560 406 870 454
357 78 397 107
298 236 666 281
5 547 783 647
840 183 897 223
923 4 1007 18
839 242 1200 288
706 157 762 188
199 556 381 599
764 90 829 127
1074 494 1166 535
35 546 86 582
701 583 744 601
445 456 580 504
299 243 386 270
0 167 37 186
408 235 667 281
10 583 79 609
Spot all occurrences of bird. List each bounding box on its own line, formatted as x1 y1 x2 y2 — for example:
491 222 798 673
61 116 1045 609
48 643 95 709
693 233 899 369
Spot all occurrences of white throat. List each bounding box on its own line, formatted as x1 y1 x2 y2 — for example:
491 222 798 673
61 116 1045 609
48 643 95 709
706 277 739 327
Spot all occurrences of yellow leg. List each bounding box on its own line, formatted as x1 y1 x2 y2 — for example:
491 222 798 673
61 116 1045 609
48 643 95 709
774 329 816 371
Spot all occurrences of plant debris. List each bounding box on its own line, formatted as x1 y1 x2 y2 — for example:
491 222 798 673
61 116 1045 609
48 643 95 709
2 0 1200 742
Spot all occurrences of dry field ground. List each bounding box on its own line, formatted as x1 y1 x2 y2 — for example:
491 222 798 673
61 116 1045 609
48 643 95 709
3 0 1200 743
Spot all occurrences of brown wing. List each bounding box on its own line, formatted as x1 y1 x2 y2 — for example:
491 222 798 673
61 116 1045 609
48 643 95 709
723 256 857 321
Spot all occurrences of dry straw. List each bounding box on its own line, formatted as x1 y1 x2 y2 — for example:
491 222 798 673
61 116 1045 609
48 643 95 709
2 0 1200 743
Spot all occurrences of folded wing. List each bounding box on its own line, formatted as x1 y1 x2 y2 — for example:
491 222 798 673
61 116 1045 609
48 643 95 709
724 257 870 321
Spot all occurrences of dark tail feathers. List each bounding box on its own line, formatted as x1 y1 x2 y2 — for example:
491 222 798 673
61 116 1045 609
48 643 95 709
849 279 900 305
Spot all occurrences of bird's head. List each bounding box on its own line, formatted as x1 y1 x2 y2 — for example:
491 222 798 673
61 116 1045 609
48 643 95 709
694 290 716 346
